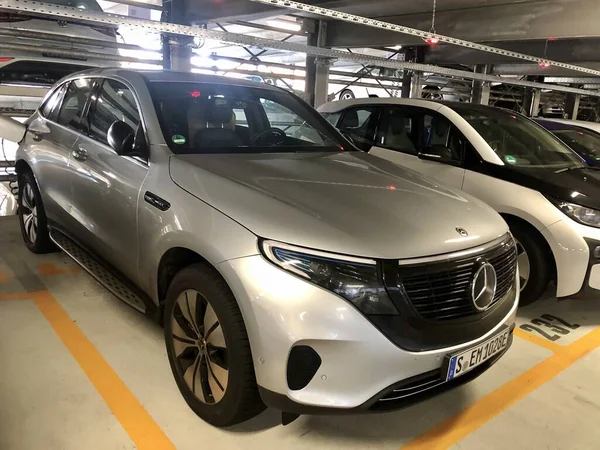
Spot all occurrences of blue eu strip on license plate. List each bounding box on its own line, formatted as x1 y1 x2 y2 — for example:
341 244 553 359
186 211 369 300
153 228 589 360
446 328 510 381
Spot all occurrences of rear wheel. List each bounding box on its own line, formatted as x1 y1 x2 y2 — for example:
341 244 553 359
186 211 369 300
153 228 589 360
339 89 355 100
17 171 56 254
509 223 551 307
164 264 264 427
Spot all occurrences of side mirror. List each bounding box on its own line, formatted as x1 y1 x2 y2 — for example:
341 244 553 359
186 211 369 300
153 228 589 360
28 118 51 139
107 120 146 157
0 114 26 143
418 145 456 164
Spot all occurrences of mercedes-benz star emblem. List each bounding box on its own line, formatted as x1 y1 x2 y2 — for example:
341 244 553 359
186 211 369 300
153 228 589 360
471 262 497 311
456 227 468 237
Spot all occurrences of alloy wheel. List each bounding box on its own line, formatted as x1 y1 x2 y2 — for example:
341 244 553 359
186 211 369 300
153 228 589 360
170 289 229 404
516 240 530 292
21 183 38 244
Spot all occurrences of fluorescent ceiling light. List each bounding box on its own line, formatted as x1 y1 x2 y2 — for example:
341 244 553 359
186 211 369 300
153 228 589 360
266 19 302 32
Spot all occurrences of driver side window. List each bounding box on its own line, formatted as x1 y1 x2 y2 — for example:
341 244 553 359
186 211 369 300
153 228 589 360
338 107 378 151
88 78 141 147
422 113 466 164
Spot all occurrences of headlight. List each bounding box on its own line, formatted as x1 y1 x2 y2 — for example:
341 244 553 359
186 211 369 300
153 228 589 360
261 240 398 315
551 199 600 228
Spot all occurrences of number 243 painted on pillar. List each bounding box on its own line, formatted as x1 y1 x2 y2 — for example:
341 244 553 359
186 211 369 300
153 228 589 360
520 314 581 342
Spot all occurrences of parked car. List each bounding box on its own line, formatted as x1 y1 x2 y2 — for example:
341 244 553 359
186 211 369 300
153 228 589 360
0 69 518 426
535 118 600 166
0 0 117 87
319 98 600 306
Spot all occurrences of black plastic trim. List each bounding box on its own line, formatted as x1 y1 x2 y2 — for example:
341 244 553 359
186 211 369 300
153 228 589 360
144 191 171 211
563 237 600 299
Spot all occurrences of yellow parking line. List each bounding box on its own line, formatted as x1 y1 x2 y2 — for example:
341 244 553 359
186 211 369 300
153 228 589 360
402 327 600 450
514 328 563 353
0 291 35 301
32 291 175 450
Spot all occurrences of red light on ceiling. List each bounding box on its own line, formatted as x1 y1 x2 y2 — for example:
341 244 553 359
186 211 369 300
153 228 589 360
538 61 551 68
424 36 439 45
189 90 201 98
387 185 397 191
0 57 14 62
511 115 517 119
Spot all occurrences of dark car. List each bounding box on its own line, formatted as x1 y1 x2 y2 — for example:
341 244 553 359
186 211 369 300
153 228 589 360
535 118 600 167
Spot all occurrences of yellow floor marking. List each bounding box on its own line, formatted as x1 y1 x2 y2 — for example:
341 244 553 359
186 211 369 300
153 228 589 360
37 263 81 277
0 292 35 301
32 291 175 450
0 268 9 283
402 327 600 450
514 328 562 353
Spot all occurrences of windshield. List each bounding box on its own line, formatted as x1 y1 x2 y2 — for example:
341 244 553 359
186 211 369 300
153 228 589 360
149 81 347 154
553 129 600 164
450 104 585 170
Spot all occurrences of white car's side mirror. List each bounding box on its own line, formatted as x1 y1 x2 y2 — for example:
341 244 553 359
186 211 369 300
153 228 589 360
0 114 26 143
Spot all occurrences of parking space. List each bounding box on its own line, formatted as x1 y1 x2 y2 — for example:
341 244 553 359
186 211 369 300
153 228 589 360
2 215 600 450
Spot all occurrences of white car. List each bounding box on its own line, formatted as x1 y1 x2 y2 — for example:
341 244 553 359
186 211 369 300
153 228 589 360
320 98 600 306
0 0 117 86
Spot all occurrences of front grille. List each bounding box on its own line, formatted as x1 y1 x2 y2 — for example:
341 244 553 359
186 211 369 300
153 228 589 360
398 235 517 321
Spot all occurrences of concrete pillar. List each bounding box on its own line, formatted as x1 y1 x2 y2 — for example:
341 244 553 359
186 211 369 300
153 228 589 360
305 20 328 107
400 47 416 98
565 92 581 120
410 72 423 98
471 64 491 105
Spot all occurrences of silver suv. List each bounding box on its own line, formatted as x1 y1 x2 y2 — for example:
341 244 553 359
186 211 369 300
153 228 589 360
1 69 519 426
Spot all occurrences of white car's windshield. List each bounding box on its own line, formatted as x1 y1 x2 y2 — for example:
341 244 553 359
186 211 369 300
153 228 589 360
149 81 348 154
451 104 585 170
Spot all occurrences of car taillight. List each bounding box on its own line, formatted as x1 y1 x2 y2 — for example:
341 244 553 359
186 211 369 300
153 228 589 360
90 25 117 38
0 12 30 22
0 57 14 63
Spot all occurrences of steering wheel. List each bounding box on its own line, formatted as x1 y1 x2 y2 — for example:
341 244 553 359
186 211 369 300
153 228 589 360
250 128 287 146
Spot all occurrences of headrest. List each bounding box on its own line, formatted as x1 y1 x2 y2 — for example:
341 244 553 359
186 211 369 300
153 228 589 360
389 111 410 134
195 97 234 125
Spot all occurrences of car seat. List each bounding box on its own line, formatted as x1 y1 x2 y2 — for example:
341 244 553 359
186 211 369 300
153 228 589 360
192 98 243 148
385 110 416 152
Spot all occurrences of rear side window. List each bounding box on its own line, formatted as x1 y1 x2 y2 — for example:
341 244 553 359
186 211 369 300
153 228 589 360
57 78 94 131
87 79 141 146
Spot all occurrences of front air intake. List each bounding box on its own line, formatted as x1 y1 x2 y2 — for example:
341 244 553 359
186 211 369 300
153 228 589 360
287 345 322 391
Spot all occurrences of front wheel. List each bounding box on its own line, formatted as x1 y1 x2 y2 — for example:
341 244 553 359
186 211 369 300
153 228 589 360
509 223 551 307
164 264 265 427
18 171 56 254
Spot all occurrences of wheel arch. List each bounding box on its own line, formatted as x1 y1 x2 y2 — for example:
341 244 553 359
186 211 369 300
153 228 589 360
15 159 32 177
499 212 557 281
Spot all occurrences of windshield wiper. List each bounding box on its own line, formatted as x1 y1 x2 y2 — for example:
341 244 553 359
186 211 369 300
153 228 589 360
555 166 600 173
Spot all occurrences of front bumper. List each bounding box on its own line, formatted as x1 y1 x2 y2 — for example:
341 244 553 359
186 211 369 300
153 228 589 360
217 255 518 411
542 216 600 298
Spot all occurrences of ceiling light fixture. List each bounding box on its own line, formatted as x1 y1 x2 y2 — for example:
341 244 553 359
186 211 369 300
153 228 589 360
422 0 439 45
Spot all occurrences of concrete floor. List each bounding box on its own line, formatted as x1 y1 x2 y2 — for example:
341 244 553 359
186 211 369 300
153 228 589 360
2 215 600 450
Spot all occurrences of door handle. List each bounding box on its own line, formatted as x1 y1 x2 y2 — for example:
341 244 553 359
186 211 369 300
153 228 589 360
72 146 88 161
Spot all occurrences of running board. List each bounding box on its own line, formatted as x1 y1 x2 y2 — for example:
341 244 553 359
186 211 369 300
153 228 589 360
49 228 148 314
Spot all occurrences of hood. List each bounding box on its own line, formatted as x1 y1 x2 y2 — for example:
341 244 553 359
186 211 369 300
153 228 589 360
169 151 508 259
481 163 600 210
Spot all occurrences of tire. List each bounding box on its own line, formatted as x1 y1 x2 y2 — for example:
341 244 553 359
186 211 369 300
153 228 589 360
164 263 265 427
339 89 355 100
509 223 551 307
17 171 56 254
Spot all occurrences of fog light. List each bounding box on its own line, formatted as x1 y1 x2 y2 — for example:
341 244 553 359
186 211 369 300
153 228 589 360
593 246 600 259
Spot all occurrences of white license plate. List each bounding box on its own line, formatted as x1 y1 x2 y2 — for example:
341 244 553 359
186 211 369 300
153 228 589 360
446 328 511 381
